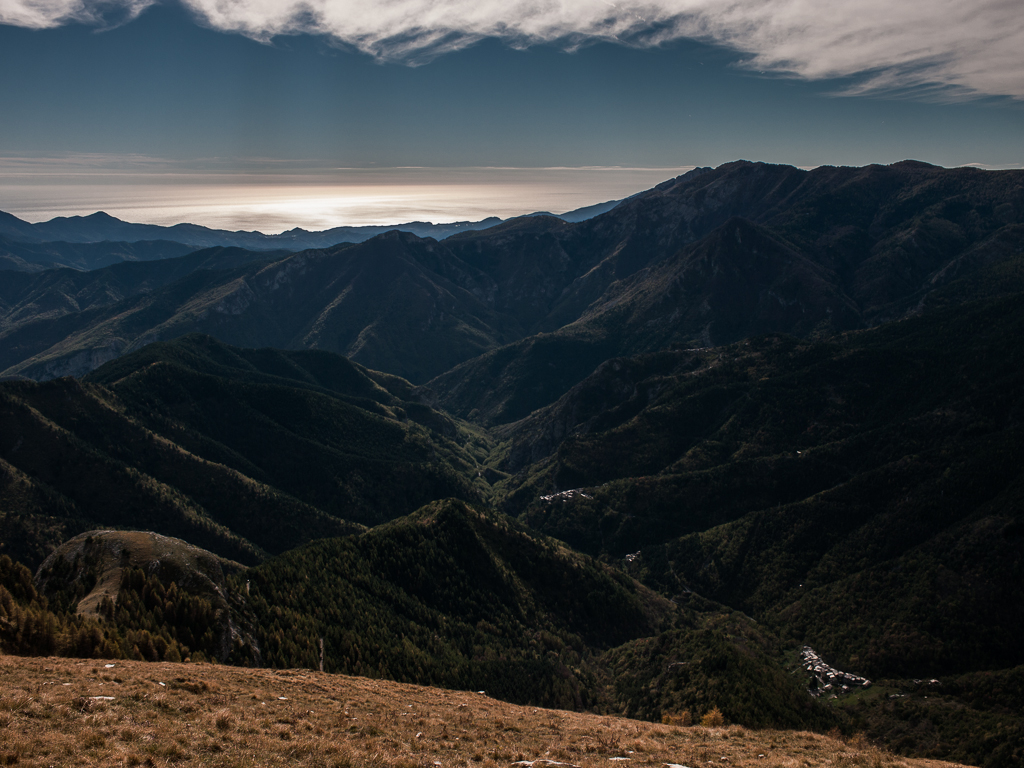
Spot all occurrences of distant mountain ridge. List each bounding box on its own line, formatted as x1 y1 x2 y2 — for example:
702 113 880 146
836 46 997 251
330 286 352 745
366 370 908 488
0 198 623 264
0 209 503 252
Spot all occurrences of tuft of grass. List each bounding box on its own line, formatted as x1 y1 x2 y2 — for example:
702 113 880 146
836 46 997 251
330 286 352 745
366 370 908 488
215 709 235 731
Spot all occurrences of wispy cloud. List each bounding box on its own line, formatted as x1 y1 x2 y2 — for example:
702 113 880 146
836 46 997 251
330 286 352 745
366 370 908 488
0 0 153 29
2 0 1022 100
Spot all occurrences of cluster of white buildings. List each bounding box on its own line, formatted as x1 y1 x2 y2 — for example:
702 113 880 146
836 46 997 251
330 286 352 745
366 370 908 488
800 646 871 696
538 488 592 502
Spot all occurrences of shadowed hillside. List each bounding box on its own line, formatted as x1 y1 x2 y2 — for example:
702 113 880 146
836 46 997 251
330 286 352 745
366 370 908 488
1 233 518 382
0 235 196 272
496 287 1024 674
0 335 485 567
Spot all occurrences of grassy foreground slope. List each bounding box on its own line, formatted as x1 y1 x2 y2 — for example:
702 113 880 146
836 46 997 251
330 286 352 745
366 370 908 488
0 655 963 768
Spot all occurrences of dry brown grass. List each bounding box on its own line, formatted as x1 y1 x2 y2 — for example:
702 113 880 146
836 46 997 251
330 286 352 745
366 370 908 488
0 655 973 768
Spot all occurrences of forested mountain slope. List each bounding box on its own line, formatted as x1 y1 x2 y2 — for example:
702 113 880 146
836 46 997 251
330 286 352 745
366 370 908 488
0 335 483 567
494 284 1024 681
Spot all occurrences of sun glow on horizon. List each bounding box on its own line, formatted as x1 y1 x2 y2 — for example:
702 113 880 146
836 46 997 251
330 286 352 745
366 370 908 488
0 166 696 233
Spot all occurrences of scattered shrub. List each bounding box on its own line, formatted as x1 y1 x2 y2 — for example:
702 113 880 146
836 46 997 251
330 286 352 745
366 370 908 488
661 711 692 727
701 707 726 727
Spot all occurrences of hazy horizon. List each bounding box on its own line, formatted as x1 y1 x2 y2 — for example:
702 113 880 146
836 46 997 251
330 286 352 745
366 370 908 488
6 159 1024 236
0 165 701 233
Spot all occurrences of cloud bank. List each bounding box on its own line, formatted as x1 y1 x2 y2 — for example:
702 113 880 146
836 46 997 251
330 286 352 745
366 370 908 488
2 0 1022 100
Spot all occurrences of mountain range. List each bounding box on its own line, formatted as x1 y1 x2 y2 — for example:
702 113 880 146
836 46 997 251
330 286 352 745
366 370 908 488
0 208 503 255
0 197 625 273
3 160 1020 387
1 159 1022 767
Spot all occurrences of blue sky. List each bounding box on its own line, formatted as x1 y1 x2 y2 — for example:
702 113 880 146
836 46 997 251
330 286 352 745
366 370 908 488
1 0 1022 230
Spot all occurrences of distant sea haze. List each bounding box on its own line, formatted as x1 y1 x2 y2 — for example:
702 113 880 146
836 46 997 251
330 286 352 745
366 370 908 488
0 167 693 234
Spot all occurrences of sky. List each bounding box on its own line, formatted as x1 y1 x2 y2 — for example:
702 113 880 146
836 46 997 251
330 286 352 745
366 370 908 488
1 0 1022 232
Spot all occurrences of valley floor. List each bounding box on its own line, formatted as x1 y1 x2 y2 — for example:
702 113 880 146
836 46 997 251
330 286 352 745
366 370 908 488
0 655 972 768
